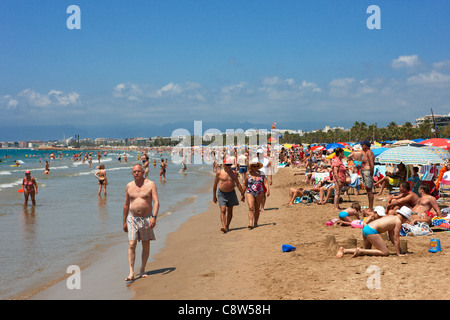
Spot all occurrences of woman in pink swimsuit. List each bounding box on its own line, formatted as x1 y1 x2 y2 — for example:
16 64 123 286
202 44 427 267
22 170 38 205
244 159 270 229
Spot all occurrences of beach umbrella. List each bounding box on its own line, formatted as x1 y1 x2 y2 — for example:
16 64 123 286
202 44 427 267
337 142 349 147
393 140 415 146
311 145 324 151
411 145 450 161
325 143 345 150
372 147 389 158
375 146 445 165
419 138 450 150
326 148 352 159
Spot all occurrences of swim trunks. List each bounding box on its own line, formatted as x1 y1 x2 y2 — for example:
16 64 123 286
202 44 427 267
238 165 248 173
339 211 349 220
127 215 156 242
361 170 373 189
362 225 378 237
217 189 239 207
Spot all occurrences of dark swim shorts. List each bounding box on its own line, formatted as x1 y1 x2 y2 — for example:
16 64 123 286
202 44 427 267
216 189 239 207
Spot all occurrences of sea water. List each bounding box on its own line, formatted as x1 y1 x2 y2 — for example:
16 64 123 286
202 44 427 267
0 149 214 299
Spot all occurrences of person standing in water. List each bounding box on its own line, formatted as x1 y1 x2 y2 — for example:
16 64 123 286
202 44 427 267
94 164 108 196
22 170 38 205
159 159 168 182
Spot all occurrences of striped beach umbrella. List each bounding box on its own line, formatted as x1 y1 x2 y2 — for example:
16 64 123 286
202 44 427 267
418 145 450 161
375 146 445 165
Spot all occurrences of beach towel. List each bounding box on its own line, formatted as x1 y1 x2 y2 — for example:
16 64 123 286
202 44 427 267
348 173 361 191
431 217 450 230
314 172 330 185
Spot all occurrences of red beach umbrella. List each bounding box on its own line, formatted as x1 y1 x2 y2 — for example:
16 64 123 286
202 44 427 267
419 138 450 150
311 145 324 151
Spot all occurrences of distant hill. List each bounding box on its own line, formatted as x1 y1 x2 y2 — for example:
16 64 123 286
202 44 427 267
0 120 325 142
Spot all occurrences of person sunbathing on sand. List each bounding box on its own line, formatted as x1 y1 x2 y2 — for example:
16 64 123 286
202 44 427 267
409 184 442 225
333 202 361 226
336 206 411 258
285 181 335 206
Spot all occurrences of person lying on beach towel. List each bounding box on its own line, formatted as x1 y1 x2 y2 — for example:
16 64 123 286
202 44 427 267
285 183 335 206
330 202 362 226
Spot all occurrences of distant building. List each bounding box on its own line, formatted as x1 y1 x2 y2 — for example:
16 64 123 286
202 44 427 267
415 113 450 128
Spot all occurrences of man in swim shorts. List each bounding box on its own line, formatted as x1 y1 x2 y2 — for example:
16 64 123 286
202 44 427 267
123 164 160 281
336 206 412 258
360 141 375 212
385 182 419 216
213 158 245 233
410 184 442 225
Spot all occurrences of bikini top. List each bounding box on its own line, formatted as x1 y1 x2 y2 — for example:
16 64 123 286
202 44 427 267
354 154 364 168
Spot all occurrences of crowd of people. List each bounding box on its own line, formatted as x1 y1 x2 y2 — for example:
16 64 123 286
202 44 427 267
276 141 448 258
15 140 450 281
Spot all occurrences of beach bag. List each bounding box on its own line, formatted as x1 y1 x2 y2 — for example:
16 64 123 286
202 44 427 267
402 222 433 236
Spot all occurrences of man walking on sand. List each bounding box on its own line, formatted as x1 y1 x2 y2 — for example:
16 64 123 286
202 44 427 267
360 141 375 212
123 164 160 281
213 158 245 233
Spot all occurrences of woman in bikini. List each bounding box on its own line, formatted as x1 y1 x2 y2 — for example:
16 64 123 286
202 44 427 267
22 170 38 205
94 164 108 196
244 159 270 229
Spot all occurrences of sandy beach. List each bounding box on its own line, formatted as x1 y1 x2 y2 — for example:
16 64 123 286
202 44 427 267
129 166 449 300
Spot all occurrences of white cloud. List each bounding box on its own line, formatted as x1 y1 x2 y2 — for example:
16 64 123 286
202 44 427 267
432 60 450 71
113 82 142 101
48 90 80 105
258 77 322 100
392 55 420 69
329 78 355 87
0 89 80 110
18 89 52 107
1 95 19 109
407 70 450 86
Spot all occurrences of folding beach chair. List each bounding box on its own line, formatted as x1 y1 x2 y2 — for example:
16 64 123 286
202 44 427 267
387 164 407 194
438 172 450 201
313 172 331 186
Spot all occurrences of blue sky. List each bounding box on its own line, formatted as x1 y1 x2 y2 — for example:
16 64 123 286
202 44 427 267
1 0 450 138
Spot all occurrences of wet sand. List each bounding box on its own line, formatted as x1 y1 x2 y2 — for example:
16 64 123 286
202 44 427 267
129 166 450 300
